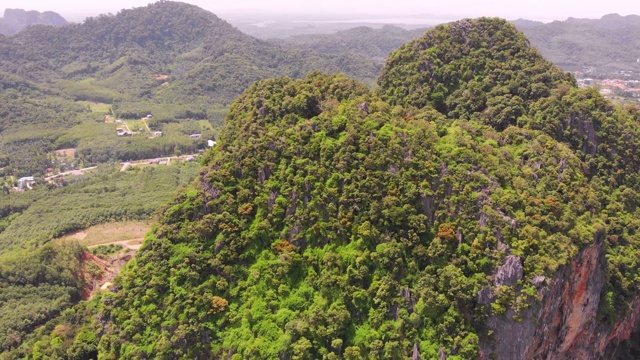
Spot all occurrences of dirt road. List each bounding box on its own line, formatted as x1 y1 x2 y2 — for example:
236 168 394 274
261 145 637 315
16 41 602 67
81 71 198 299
87 238 143 250
45 166 97 181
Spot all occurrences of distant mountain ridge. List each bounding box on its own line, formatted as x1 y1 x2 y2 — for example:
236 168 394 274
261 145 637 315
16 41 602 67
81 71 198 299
268 13 640 79
513 13 640 76
0 8 67 36
271 25 428 63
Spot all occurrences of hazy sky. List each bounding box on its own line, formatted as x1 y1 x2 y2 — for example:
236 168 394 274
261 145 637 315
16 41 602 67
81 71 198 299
1 0 638 23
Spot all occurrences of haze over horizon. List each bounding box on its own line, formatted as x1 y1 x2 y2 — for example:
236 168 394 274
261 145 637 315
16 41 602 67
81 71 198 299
1 0 638 24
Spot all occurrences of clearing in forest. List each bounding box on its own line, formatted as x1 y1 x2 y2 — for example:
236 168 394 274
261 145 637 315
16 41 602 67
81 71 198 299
58 220 153 247
76 101 112 113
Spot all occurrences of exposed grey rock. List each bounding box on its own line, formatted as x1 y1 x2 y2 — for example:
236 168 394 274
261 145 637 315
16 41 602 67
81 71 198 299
285 191 297 216
0 9 67 36
531 275 546 289
268 190 279 210
479 212 488 227
483 306 539 360
258 104 268 116
401 287 415 312
497 230 510 254
412 342 422 360
495 255 524 287
564 114 599 156
439 347 447 360
421 195 436 224
258 165 271 184
479 236 634 360
478 287 494 304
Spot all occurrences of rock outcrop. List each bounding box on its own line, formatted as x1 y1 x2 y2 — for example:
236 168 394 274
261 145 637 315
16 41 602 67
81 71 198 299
481 236 640 359
494 255 524 287
0 9 67 36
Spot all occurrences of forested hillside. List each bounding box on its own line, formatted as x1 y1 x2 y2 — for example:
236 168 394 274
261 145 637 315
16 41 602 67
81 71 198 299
514 14 640 77
13 18 639 359
0 1 383 178
272 25 428 63
0 1 380 103
0 2 386 355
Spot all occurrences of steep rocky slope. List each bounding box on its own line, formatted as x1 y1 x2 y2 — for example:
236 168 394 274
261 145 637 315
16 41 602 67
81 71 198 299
377 17 640 360
99 71 602 359
9 17 640 360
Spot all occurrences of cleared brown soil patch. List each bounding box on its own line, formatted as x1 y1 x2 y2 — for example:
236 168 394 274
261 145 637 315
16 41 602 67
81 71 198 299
59 220 152 247
81 249 137 300
69 231 87 240
152 73 169 80
55 148 76 159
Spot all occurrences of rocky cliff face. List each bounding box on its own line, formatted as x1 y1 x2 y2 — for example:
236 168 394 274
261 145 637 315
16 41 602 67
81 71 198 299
0 9 67 36
481 234 640 359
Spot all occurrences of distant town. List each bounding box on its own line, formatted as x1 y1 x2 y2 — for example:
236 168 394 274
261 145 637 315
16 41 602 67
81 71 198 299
576 69 640 106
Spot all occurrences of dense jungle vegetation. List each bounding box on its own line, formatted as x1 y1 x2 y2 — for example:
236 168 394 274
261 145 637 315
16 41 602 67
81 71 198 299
11 17 639 359
2 2 640 358
0 2 383 354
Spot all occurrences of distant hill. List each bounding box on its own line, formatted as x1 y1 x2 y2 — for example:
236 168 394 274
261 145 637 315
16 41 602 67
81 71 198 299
271 25 428 63
0 8 67 36
0 1 380 105
514 14 640 77
270 14 640 79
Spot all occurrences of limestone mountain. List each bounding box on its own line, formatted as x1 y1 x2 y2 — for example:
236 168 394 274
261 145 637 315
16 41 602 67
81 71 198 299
377 18 574 130
0 8 67 36
12 17 640 360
